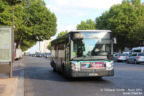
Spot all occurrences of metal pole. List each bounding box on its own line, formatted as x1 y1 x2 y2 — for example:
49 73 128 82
10 7 15 78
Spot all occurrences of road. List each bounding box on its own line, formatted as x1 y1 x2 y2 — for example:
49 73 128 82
23 56 144 96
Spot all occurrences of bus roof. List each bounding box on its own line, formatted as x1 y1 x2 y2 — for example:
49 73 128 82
69 30 112 33
52 30 112 43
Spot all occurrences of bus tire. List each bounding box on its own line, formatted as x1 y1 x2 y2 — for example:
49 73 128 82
126 60 129 64
53 64 57 72
134 60 137 64
53 68 56 72
62 63 66 77
51 61 56 72
96 76 102 80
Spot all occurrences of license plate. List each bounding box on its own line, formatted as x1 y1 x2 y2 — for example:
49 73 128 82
88 73 98 76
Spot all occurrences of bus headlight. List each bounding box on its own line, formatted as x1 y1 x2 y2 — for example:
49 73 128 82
106 61 114 70
71 61 80 71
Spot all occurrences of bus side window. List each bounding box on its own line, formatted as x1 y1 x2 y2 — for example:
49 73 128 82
73 43 77 57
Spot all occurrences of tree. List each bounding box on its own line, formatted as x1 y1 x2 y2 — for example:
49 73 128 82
47 41 51 50
96 0 144 51
57 30 68 38
0 0 12 26
77 19 96 30
47 30 68 50
5 0 21 5
0 0 57 51
95 11 110 29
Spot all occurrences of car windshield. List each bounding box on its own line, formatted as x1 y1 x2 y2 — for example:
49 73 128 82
71 32 111 60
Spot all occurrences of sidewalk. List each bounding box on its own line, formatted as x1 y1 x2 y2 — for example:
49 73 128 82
0 78 17 96
0 59 24 96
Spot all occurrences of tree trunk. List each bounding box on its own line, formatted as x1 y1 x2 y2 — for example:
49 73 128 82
16 31 23 49
16 42 21 49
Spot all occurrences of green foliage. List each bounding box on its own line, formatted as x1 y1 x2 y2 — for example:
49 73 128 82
131 0 141 6
0 0 57 51
0 0 12 26
21 39 36 51
96 0 144 50
47 30 68 50
47 41 51 50
57 30 68 38
5 0 21 5
77 19 96 30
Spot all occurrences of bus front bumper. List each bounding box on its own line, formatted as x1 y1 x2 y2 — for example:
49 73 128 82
70 69 114 77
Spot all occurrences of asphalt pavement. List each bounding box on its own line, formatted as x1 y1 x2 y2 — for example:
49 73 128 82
23 56 144 96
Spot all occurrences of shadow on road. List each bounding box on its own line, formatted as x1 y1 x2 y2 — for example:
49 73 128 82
22 66 112 84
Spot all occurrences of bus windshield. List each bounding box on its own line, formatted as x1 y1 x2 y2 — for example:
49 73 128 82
71 32 112 60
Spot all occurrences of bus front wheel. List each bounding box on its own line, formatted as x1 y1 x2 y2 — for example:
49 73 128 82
96 76 103 80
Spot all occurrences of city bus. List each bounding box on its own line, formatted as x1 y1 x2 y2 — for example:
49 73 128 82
50 30 114 78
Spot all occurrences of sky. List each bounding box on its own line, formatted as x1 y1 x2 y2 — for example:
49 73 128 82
28 0 144 53
45 0 123 39
45 0 144 37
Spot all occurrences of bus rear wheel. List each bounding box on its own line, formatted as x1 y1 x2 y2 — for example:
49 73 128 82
62 63 67 77
53 67 56 72
51 61 56 72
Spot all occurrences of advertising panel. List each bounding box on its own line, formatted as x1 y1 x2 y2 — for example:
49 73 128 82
81 61 105 69
0 27 12 62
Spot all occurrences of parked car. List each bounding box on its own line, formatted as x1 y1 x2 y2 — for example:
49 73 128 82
113 53 120 61
36 53 42 57
24 52 30 56
31 54 36 57
127 53 144 64
114 53 129 62
15 48 23 60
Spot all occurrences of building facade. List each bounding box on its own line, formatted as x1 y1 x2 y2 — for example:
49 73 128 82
40 40 50 53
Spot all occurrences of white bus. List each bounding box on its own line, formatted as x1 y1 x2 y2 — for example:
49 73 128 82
50 30 114 78
132 47 144 54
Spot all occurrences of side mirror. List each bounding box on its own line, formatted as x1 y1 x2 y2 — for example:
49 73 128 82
114 37 117 44
107 54 113 60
